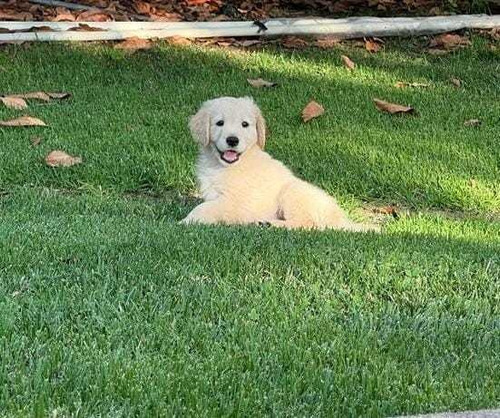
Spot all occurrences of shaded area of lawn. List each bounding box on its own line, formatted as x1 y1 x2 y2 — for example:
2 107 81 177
0 188 498 416
0 38 498 212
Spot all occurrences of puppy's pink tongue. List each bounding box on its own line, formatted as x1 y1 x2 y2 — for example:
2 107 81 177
222 150 238 163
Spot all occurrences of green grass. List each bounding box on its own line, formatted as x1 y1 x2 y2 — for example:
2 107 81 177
0 37 499 416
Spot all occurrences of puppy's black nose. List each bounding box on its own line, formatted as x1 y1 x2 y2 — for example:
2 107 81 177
226 136 239 147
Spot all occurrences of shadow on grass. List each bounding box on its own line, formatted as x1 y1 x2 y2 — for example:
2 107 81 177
0 187 499 417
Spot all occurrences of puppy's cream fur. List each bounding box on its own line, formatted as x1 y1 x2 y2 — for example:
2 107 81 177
182 97 376 231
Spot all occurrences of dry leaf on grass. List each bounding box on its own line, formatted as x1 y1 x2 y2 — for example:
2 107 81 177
12 92 50 101
302 100 325 122
166 36 192 46
31 136 42 146
0 97 28 110
281 36 309 49
450 78 462 88
247 78 277 88
429 33 471 50
314 36 340 49
8 91 71 102
364 38 382 53
45 150 82 167
464 119 481 127
373 99 414 115
341 55 355 70
0 116 47 127
115 37 152 50
372 205 399 219
488 27 500 41
395 82 430 88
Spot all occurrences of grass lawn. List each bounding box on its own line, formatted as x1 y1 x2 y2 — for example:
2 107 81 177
0 36 499 416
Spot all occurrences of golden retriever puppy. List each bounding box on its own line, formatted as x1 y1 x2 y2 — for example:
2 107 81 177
182 96 377 231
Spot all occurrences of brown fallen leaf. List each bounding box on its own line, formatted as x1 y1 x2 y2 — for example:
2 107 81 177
373 99 414 115
281 36 309 49
365 38 382 53
314 36 340 49
302 100 325 122
134 1 152 15
215 38 236 47
429 33 471 50
0 116 47 127
166 36 192 46
450 78 462 88
0 11 33 21
489 27 500 41
9 91 71 102
71 23 105 32
150 12 182 22
247 78 277 88
115 37 152 50
464 119 481 127
51 7 75 22
27 26 54 33
341 55 355 70
372 205 399 219
0 97 28 110
10 92 50 101
238 39 261 47
76 10 113 22
31 136 42 146
45 150 82 167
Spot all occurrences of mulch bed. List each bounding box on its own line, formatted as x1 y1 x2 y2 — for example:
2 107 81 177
0 0 496 23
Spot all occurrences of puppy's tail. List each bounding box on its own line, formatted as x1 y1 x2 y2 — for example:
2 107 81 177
322 210 380 233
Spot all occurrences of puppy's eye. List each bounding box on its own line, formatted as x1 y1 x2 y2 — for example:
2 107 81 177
242 121 249 128
216 120 224 127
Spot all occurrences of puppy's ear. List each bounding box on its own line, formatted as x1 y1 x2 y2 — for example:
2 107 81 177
255 105 266 149
189 107 210 146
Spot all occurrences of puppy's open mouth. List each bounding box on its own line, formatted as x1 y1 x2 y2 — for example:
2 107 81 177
219 150 240 164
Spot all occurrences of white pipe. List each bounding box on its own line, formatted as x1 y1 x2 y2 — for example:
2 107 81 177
0 15 498 42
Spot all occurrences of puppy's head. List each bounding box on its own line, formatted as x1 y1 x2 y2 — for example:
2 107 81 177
189 96 266 166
